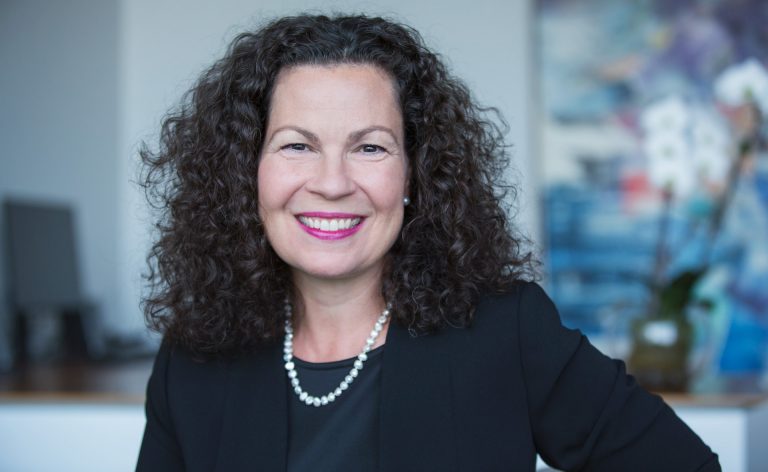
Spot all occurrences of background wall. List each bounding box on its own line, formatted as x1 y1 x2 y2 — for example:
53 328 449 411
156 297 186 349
0 0 120 368
1 0 536 364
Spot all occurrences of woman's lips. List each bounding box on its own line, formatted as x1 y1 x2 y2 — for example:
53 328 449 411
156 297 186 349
296 213 365 240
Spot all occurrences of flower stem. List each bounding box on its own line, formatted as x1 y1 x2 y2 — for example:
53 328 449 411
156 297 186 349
649 186 673 316
702 102 762 264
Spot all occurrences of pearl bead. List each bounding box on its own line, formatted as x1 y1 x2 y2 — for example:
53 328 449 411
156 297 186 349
283 302 390 407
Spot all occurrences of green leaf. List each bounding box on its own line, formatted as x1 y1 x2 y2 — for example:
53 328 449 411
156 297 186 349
658 269 706 317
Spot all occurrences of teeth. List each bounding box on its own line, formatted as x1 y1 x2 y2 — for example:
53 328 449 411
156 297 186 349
298 216 361 231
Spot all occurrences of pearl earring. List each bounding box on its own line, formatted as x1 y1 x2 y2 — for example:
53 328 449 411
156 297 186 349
403 196 411 206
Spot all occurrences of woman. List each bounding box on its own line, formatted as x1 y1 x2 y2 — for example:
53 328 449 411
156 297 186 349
136 14 720 471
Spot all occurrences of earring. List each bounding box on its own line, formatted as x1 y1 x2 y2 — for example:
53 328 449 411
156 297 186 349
403 196 411 206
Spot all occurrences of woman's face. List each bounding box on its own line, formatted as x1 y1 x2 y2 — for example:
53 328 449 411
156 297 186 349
258 64 408 283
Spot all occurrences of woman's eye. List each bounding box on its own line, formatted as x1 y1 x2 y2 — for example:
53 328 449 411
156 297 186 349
359 144 386 154
283 143 310 152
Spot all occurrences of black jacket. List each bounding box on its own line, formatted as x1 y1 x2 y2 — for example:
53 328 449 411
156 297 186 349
136 282 720 471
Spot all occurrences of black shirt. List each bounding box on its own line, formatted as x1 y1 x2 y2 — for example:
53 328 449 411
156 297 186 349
287 345 384 472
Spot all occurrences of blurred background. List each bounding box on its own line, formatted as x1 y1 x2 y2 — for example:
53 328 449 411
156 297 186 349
0 0 766 471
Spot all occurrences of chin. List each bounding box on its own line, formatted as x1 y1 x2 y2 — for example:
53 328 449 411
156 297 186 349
292 259 378 282
313 262 360 277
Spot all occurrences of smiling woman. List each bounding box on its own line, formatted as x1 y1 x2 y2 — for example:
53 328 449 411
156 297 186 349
138 14 530 362
258 65 408 289
136 13 720 472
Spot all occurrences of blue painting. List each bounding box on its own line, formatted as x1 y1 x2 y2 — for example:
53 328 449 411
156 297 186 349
536 0 768 373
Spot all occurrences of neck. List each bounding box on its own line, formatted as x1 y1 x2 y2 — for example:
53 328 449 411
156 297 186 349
290 269 389 362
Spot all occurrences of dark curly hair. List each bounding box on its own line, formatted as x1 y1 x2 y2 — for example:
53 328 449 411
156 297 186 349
141 13 536 357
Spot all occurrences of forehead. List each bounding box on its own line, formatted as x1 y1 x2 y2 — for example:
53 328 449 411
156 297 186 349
267 64 402 123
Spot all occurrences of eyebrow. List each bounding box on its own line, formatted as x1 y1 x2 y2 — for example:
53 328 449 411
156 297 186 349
268 126 320 145
267 125 400 146
347 126 400 146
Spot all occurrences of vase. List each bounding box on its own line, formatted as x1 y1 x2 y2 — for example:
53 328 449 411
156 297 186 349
628 316 693 392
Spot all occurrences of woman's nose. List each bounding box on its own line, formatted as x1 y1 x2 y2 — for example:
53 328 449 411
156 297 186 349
305 153 356 199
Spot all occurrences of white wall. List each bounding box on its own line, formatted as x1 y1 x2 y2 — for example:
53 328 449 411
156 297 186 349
0 0 120 366
116 0 537 332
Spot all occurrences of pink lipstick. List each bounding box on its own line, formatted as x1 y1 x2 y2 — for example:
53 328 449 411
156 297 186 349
296 212 365 240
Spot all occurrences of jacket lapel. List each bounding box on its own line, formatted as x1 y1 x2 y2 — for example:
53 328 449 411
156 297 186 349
215 343 288 471
380 323 457 471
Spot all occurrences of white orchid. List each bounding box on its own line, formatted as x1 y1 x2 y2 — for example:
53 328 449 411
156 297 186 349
643 131 694 196
641 97 734 194
640 96 690 134
691 111 731 184
641 97 696 196
714 58 768 114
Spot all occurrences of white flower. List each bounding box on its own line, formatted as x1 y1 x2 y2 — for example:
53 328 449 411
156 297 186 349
641 96 689 134
640 97 695 196
714 58 768 114
643 131 694 196
690 111 731 184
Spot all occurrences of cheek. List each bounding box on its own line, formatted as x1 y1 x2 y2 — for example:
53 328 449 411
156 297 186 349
379 167 408 209
257 159 288 211
365 167 407 223
256 163 290 243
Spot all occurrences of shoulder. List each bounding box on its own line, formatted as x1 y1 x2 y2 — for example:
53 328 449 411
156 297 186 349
154 341 230 385
147 341 235 420
472 281 561 332
458 281 582 373
391 282 566 357
421 281 561 366
152 339 285 404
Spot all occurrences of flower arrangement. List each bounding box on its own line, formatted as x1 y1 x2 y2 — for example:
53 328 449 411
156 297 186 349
629 58 768 390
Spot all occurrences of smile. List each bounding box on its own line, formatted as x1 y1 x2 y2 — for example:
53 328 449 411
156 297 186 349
296 213 365 240
298 216 361 231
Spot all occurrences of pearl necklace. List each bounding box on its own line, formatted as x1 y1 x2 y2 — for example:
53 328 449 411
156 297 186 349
283 300 391 407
